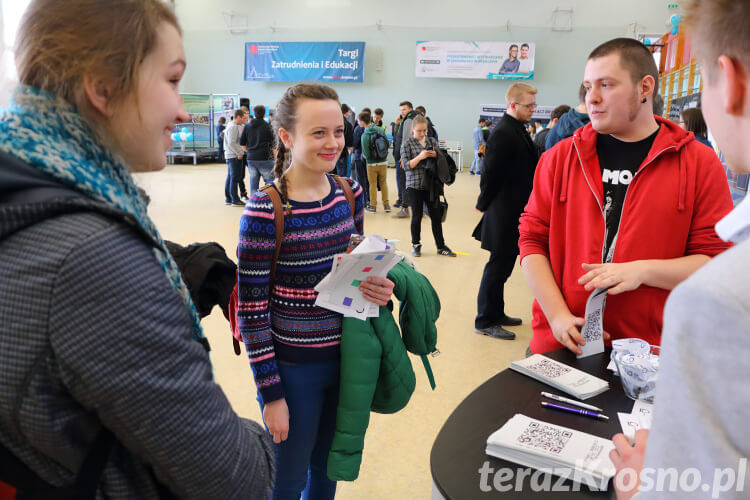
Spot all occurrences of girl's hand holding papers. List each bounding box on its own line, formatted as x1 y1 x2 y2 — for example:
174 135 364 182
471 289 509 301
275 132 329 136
359 276 395 306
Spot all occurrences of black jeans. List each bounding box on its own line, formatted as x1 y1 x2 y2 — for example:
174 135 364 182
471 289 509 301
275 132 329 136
351 158 369 206
475 251 518 329
407 188 445 248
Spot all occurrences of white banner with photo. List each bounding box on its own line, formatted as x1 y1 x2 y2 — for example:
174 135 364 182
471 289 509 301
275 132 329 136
415 41 535 80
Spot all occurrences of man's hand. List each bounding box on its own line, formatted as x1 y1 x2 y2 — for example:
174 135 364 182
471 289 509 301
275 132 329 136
579 262 647 294
549 313 611 354
549 313 586 354
610 429 649 500
263 398 290 444
359 276 395 305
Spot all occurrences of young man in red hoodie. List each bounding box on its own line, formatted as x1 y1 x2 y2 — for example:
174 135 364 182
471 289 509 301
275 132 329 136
519 37 733 355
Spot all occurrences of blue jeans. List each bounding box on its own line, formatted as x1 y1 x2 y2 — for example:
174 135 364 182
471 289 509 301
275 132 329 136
395 158 406 204
335 154 350 177
225 158 243 203
248 159 276 194
469 150 483 174
258 360 340 500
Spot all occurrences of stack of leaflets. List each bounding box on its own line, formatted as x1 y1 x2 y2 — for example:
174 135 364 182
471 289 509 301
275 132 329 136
486 414 615 488
510 354 609 400
314 235 401 320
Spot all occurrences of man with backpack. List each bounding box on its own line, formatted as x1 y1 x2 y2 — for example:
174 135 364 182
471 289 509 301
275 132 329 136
360 110 391 213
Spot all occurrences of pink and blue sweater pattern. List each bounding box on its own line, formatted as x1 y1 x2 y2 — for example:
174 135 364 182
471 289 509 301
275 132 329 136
237 175 364 402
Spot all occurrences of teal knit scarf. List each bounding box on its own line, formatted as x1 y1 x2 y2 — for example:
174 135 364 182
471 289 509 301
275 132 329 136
0 85 206 348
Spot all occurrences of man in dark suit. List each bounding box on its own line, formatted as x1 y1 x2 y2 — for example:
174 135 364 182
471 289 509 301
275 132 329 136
473 83 539 339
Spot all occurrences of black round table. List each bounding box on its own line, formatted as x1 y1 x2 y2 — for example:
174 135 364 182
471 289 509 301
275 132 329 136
430 348 635 499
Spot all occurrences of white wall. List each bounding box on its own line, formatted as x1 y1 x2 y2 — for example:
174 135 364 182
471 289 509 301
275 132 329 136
177 0 677 164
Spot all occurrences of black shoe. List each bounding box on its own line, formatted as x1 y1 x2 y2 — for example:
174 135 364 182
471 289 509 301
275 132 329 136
499 315 522 326
231 202 245 207
394 200 402 208
437 246 457 257
475 326 516 340
412 243 422 257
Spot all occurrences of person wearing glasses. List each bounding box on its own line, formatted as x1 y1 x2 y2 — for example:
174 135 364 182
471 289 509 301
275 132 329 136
499 44 520 74
472 83 539 339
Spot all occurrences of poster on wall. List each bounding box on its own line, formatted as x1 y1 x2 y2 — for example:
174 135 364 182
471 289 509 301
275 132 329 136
416 41 536 80
173 94 212 150
244 42 365 82
479 103 554 127
211 93 239 136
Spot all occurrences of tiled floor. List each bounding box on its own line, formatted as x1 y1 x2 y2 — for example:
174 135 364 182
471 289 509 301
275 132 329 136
134 163 535 499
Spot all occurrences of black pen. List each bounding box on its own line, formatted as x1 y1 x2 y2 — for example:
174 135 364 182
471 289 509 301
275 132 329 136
541 401 609 421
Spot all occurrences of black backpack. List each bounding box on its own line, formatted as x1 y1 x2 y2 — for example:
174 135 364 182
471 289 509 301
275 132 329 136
367 128 389 163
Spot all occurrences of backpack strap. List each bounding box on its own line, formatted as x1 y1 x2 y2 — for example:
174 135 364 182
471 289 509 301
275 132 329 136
231 178 351 355
331 175 355 216
259 184 286 284
231 185 284 356
264 175 351 272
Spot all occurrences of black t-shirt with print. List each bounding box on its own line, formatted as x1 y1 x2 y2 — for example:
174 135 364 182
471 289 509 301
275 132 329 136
597 126 660 262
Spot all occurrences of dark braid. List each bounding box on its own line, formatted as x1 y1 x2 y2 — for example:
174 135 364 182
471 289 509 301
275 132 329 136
273 138 291 214
271 83 340 215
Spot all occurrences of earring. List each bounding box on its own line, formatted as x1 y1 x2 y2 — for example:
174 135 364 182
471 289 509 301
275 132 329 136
642 97 647 103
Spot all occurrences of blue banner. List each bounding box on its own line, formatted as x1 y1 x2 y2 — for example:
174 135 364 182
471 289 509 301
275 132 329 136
244 42 365 83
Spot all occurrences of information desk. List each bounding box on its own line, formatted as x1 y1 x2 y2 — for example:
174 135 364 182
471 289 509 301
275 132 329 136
430 349 634 499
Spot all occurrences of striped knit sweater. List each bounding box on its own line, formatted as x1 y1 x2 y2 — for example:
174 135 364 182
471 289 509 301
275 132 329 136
238 175 364 402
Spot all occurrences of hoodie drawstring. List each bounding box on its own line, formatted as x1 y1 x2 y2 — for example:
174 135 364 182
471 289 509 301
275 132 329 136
559 140 577 203
677 146 687 212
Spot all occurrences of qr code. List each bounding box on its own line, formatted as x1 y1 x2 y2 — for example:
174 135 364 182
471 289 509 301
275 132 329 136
582 309 602 341
517 421 572 454
527 359 571 379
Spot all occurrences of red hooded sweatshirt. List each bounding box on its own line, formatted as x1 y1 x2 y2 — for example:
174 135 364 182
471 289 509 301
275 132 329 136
519 116 733 354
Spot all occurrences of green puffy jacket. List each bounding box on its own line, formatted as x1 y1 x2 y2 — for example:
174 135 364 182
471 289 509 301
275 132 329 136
327 260 440 481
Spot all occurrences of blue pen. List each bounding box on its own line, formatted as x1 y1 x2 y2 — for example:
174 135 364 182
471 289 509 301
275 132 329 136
541 401 609 421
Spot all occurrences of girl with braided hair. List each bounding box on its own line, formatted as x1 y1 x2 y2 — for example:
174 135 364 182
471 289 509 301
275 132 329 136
237 83 395 499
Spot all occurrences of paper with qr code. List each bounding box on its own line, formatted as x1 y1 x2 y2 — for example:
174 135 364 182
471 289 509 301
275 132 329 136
486 414 616 487
617 412 643 445
631 400 654 429
577 288 607 359
314 235 400 320
510 354 609 400
617 400 654 444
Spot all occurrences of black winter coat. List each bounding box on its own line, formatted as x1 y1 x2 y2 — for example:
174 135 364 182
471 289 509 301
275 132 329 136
473 113 538 255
